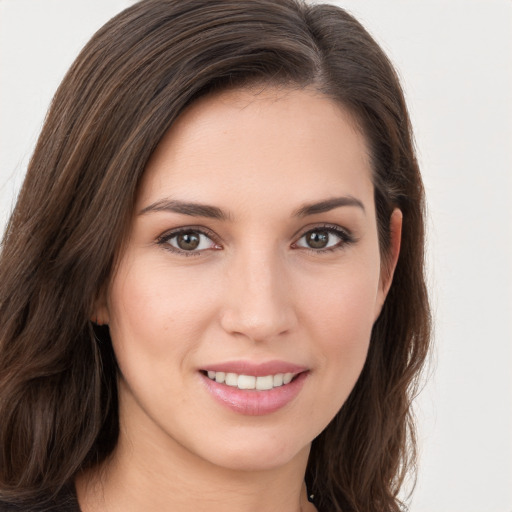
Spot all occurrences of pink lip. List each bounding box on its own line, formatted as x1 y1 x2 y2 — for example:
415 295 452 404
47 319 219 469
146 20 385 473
201 360 307 377
199 360 309 416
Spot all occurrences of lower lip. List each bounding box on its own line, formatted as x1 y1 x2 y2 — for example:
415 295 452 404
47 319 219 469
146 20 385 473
200 372 308 416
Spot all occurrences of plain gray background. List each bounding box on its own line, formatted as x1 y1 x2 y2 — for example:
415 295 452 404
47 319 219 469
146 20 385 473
1 1 511 510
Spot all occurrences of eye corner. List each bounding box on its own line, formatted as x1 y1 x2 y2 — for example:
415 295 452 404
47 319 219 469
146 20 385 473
292 224 356 253
156 226 222 256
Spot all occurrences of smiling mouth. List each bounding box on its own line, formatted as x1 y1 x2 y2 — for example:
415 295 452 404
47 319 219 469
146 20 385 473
201 370 300 391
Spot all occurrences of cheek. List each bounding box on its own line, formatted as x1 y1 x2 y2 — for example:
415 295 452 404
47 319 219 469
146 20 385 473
300 257 380 344
309 281 375 377
107 259 219 371
297 259 379 413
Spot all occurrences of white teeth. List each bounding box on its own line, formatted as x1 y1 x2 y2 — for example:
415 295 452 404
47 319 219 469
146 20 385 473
205 370 298 390
225 373 238 386
238 374 256 389
273 374 284 387
256 375 274 390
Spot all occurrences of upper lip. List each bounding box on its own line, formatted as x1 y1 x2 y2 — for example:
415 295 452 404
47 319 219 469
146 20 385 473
200 360 308 377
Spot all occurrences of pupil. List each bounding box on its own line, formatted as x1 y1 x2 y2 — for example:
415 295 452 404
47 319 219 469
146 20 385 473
177 232 200 250
307 231 328 249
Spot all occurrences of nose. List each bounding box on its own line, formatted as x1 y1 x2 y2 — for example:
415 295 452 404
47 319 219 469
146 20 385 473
219 247 297 343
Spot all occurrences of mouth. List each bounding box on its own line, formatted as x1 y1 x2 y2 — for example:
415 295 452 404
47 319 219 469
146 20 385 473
201 370 300 391
199 363 309 415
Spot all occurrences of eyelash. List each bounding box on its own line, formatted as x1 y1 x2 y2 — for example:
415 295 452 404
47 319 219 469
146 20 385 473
156 224 355 256
156 226 220 257
293 224 356 254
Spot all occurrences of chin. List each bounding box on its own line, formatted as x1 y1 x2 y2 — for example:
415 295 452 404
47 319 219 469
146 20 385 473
191 428 313 473
209 448 308 473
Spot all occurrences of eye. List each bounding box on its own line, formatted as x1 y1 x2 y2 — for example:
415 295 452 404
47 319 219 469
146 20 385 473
294 226 353 252
158 228 220 254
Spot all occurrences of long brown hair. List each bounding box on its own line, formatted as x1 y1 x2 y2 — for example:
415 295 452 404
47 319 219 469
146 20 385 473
0 1 430 510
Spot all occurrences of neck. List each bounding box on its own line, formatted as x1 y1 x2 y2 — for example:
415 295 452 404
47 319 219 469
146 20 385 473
76 397 315 512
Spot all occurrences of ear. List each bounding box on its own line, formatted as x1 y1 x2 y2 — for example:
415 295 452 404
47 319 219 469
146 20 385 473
374 208 402 320
91 286 110 326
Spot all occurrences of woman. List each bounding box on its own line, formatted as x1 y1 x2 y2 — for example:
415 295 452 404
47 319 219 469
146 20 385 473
0 1 430 511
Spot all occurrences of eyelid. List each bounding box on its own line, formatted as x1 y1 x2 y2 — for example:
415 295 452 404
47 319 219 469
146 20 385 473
155 223 355 256
292 223 356 252
156 226 222 255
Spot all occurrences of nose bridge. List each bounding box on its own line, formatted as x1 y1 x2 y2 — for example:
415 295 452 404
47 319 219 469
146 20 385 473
220 242 295 341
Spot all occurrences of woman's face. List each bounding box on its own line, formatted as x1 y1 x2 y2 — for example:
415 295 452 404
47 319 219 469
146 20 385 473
97 87 400 472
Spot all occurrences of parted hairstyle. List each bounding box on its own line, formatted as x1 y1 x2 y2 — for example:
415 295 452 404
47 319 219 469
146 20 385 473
0 1 431 511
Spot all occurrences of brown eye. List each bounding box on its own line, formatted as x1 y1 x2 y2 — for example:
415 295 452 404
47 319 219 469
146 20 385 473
295 226 351 252
305 230 329 249
176 232 200 250
161 229 218 253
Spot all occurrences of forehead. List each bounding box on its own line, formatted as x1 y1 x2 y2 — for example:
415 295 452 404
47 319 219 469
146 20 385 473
138 86 374 216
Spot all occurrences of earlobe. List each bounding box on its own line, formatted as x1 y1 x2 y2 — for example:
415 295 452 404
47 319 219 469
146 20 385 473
383 208 402 296
91 290 110 326
375 208 402 319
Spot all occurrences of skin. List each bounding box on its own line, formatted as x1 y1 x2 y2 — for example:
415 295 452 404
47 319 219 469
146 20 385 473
79 86 401 512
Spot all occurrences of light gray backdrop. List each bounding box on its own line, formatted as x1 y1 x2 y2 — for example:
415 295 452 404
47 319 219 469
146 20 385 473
1 1 511 511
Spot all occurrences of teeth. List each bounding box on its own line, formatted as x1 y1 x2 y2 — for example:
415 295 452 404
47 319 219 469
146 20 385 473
283 372 293 384
273 374 283 387
256 375 273 390
225 373 238 386
205 371 298 390
238 374 256 389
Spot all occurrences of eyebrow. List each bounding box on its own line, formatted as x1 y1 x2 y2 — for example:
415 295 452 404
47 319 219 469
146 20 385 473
139 199 230 220
139 195 365 220
293 196 365 217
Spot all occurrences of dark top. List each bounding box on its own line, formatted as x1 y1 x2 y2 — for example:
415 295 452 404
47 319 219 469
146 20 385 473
0 485 80 512
0 485 320 511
